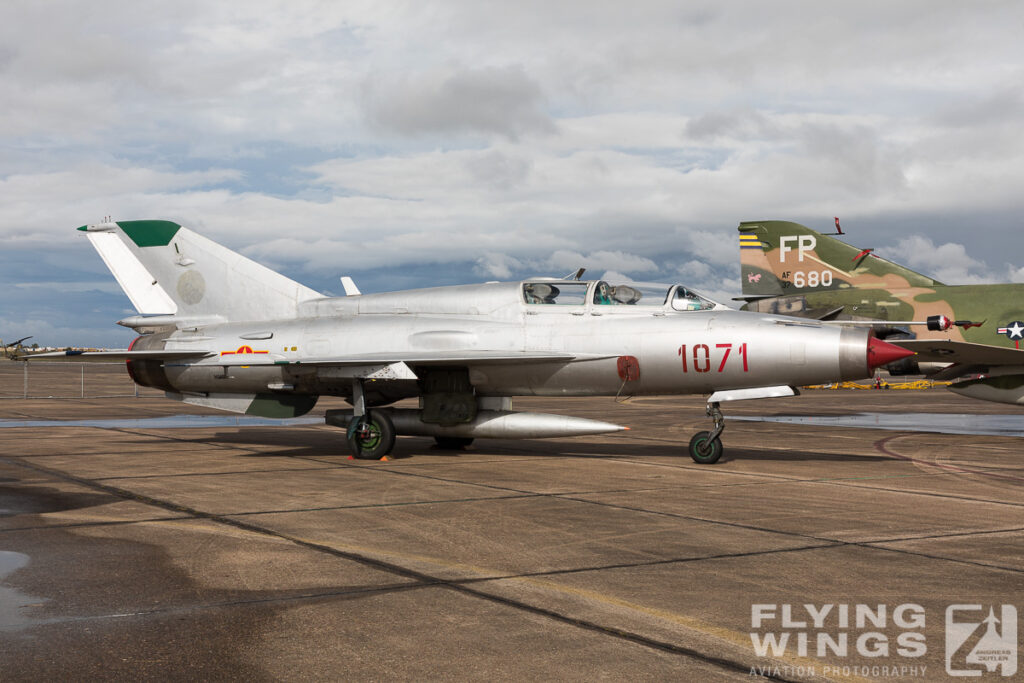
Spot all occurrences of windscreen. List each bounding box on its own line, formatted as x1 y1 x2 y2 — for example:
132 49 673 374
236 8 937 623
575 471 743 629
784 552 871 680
671 286 717 311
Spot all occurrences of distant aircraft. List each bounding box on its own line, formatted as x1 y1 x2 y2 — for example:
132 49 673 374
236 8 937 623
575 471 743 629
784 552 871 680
736 219 1024 405
2 336 33 359
29 220 912 463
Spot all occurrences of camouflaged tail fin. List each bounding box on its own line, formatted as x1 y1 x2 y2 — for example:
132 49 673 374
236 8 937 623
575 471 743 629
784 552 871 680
739 220 942 299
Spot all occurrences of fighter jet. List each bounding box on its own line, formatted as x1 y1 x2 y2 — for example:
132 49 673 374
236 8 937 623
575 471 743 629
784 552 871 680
28 220 912 463
736 219 1024 405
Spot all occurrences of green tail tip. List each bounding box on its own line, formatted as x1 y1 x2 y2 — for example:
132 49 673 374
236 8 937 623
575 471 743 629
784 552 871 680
76 225 88 231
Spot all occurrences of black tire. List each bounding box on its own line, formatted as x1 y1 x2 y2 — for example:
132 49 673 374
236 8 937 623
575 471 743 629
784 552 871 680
434 436 474 449
688 431 723 464
347 410 396 459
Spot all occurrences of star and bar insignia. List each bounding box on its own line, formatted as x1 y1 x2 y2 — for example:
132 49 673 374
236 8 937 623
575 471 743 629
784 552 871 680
997 321 1024 340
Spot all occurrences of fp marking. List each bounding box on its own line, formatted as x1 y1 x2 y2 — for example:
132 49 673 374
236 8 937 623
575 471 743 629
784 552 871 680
779 235 816 263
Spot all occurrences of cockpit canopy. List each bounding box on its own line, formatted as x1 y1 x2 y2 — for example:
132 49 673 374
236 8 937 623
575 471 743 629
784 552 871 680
521 280 723 311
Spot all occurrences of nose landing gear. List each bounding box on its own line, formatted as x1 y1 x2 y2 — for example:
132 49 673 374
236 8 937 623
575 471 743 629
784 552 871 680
688 401 724 464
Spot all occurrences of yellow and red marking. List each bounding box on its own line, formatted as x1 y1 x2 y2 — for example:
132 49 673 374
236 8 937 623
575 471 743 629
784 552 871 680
220 345 269 356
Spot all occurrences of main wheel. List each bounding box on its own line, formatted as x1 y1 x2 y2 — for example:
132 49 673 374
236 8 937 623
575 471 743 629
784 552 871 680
347 410 396 459
434 436 474 449
688 431 723 464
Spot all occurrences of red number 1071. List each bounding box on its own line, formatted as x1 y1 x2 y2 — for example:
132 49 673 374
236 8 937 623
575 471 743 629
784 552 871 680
677 343 748 373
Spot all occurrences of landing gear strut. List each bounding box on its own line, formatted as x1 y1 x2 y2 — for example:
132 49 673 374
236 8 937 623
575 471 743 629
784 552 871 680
688 401 724 464
346 380 396 459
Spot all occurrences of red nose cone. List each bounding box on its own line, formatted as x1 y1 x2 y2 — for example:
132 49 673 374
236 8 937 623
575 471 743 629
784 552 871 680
867 336 916 369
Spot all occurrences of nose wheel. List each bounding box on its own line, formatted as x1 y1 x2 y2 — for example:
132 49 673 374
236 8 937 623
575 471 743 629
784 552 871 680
688 402 724 464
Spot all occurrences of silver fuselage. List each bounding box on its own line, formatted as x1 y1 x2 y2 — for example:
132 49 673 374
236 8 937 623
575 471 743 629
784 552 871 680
143 281 872 402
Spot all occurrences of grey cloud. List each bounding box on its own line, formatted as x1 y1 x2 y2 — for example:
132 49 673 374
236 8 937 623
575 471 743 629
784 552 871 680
684 110 779 142
464 150 532 190
797 123 907 195
681 228 740 267
364 66 556 140
686 112 908 197
932 84 1024 129
0 2 159 86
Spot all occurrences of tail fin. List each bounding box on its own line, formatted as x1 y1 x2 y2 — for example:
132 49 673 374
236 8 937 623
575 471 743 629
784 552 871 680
79 220 321 322
738 220 942 298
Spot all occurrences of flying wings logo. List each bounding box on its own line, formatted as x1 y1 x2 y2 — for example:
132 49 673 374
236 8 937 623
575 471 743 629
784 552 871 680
748 601 1021 678
946 605 1017 677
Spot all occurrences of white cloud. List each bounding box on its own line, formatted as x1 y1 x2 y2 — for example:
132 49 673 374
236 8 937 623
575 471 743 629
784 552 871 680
885 235 996 285
3 1 1024 344
364 66 555 140
543 250 658 276
474 252 523 280
675 259 715 281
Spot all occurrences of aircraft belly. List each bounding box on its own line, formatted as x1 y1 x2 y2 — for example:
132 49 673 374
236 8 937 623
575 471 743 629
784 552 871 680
165 364 290 394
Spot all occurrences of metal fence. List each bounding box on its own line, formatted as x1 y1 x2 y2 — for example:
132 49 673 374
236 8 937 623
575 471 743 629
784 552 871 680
0 361 163 399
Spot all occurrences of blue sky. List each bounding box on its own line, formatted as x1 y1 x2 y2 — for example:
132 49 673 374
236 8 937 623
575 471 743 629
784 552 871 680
3 1 1024 347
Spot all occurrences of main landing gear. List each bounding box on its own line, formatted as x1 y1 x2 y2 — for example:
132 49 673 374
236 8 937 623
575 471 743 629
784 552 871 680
688 402 724 464
348 409 396 460
346 380 396 460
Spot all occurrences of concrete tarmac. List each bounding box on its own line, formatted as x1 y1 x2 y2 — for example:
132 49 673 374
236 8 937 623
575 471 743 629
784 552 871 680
1 370 1022 681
